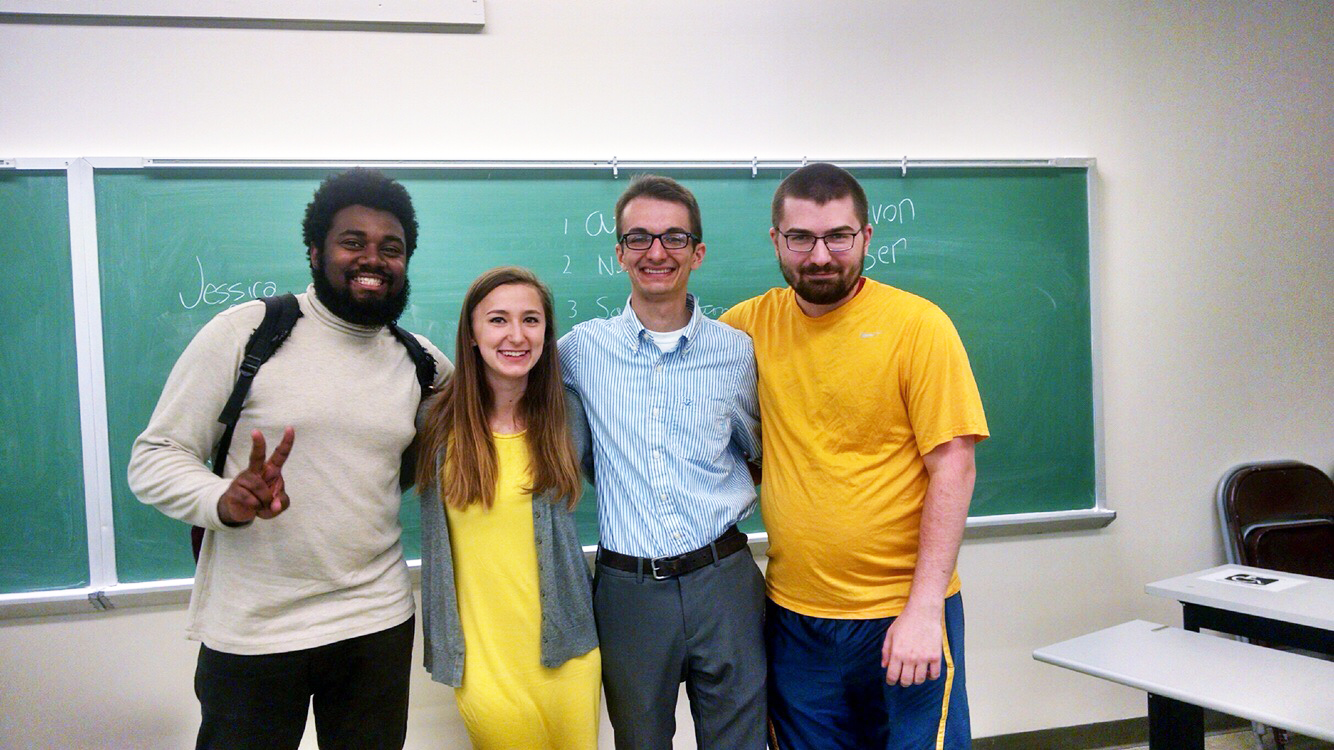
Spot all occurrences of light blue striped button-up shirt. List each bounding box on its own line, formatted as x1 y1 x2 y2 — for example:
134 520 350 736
559 295 761 558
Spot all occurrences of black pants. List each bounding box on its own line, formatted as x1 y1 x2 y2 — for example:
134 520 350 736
194 616 413 750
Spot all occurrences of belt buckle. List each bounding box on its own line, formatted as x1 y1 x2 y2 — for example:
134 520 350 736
649 555 678 580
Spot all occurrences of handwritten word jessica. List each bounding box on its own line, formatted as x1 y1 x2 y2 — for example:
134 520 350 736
179 257 278 310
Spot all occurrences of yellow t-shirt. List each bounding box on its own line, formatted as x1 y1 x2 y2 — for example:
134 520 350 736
445 432 600 749
721 279 989 619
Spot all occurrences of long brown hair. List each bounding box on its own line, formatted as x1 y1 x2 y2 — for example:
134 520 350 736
415 266 582 510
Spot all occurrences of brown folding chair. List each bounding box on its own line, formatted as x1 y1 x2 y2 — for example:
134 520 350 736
1215 460 1334 749
1217 460 1334 579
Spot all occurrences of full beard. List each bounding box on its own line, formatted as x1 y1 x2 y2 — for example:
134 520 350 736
780 260 862 306
311 262 411 327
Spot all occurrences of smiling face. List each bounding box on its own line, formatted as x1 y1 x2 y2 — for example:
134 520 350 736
773 194 872 317
471 282 547 391
310 204 410 326
616 196 705 305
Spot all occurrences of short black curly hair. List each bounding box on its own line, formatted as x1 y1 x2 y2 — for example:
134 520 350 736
302 168 419 257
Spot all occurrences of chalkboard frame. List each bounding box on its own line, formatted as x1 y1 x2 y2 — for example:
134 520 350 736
0 0 485 27
0 156 1111 615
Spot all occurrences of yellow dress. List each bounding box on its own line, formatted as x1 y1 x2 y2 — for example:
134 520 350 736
446 431 601 749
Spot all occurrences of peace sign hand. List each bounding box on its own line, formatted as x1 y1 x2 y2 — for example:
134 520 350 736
217 427 295 525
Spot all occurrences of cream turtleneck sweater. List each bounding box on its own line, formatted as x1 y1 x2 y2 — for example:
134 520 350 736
129 286 449 654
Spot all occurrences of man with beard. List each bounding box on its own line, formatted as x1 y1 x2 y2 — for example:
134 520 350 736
129 168 449 750
720 163 988 750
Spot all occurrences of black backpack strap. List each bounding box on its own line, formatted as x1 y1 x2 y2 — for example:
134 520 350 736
212 294 303 476
195 293 302 561
388 321 437 398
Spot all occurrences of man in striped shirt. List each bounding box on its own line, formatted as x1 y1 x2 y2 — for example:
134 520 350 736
559 175 766 749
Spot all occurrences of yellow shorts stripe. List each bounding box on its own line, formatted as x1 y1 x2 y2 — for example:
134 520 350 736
935 615 956 750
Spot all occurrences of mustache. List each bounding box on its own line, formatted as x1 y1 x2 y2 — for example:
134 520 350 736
346 268 390 280
799 263 843 275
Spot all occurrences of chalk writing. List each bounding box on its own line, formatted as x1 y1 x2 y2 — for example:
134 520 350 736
575 296 728 321
869 198 915 225
858 198 916 269
179 256 278 309
864 238 907 270
596 254 626 276
594 296 623 318
584 211 616 237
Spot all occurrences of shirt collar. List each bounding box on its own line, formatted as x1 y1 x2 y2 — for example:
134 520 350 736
616 293 704 354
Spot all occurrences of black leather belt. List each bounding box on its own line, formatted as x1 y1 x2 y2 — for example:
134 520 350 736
597 525 749 580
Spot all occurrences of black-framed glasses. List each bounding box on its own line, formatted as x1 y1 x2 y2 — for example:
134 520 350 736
618 231 699 251
778 227 864 253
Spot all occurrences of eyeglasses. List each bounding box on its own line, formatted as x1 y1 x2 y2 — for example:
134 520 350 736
618 231 699 252
778 227 864 253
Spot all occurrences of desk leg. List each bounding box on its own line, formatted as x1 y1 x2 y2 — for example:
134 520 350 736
1147 694 1204 750
1182 605 1202 633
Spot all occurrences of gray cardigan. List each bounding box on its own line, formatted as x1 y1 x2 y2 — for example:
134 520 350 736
418 389 599 687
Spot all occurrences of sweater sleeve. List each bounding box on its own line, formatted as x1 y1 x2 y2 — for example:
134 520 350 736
127 307 254 530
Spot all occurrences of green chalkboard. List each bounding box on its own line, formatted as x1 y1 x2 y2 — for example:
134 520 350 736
95 166 1094 586
0 170 89 593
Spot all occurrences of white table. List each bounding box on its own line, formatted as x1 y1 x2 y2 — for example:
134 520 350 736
1146 564 1334 654
1034 620 1334 749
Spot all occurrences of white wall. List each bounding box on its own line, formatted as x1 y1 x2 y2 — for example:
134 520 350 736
2 1 1331 746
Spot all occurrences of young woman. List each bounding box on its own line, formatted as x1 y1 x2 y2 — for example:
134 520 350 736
416 266 600 748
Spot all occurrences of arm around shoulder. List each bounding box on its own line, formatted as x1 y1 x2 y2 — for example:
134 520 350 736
556 328 580 389
564 387 593 483
716 297 753 333
413 333 454 389
728 333 762 464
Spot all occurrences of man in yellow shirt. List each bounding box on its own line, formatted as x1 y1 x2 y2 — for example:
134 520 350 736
720 163 988 749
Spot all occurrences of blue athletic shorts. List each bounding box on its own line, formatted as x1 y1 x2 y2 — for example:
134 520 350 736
766 593 970 750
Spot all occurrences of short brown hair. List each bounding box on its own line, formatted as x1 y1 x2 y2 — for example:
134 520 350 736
771 162 869 229
614 174 703 239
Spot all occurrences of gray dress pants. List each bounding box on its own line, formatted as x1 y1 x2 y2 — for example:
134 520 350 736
594 546 767 750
